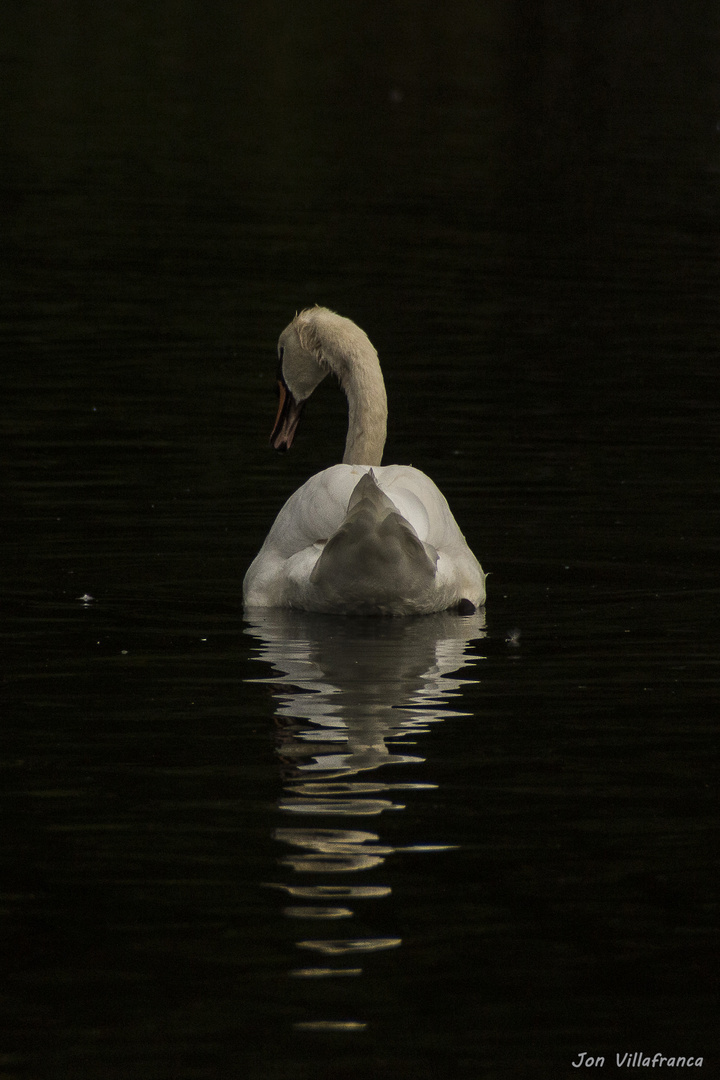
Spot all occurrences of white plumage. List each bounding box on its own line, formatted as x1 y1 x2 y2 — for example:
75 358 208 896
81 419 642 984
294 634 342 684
243 307 485 615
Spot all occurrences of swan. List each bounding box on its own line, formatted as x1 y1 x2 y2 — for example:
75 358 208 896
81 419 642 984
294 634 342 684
243 306 486 615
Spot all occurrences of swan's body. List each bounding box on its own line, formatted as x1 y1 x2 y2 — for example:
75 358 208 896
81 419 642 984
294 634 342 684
243 307 485 615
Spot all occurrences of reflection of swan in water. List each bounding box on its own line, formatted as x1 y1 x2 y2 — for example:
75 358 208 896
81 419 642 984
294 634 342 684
245 607 486 781
247 608 487 1018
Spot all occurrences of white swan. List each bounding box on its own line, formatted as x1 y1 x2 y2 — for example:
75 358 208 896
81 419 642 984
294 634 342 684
243 306 486 615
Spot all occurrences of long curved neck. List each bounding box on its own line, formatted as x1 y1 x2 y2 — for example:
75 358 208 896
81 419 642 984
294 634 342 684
340 354 387 466
291 307 388 466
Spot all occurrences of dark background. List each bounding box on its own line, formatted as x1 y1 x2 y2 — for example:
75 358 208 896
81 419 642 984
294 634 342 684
2 2 719 1078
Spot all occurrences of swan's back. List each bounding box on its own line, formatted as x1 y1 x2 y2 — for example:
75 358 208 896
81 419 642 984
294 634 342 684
309 473 436 615
243 466 485 615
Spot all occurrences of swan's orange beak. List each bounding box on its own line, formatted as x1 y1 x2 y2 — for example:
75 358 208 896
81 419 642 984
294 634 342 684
270 377 305 452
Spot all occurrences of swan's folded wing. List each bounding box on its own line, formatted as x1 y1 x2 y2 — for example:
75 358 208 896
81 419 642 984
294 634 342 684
374 466 486 607
261 465 370 558
243 465 370 606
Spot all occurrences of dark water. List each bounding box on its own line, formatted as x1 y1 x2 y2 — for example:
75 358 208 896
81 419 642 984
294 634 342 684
2 3 719 1078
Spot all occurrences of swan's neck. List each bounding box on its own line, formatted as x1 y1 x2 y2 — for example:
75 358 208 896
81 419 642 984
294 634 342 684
340 356 387 466
290 306 388 466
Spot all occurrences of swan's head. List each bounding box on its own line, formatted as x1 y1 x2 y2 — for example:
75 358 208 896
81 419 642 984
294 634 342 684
270 306 384 456
270 309 328 452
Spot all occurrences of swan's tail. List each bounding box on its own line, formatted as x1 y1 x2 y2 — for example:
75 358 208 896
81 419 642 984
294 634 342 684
309 471 437 615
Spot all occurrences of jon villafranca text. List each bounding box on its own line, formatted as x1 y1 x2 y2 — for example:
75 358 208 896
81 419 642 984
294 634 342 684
571 1051 703 1067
